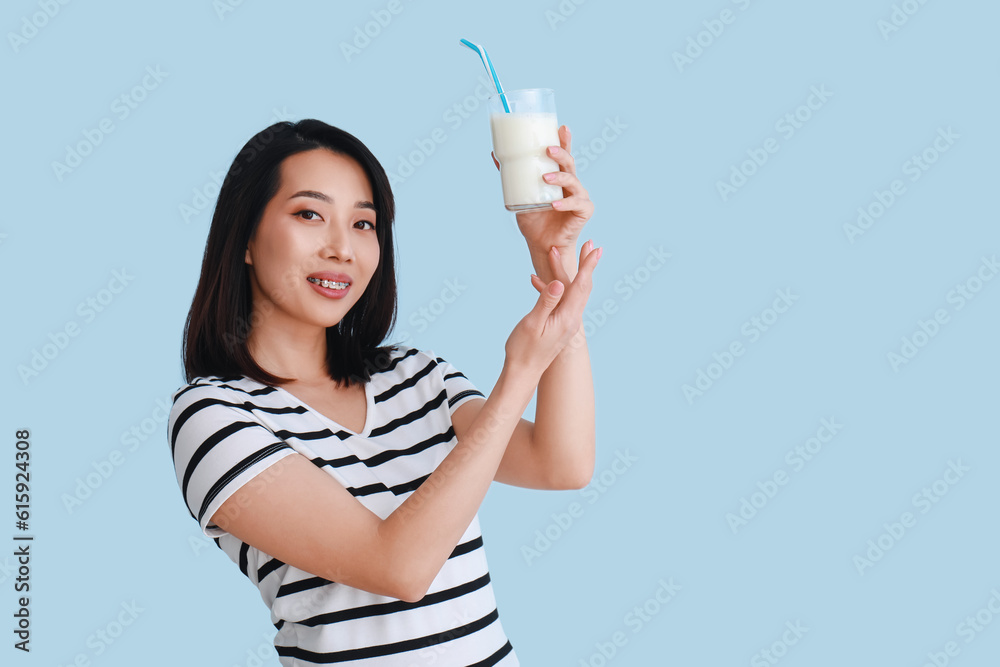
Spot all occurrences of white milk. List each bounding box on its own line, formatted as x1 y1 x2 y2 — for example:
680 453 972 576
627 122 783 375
489 111 563 210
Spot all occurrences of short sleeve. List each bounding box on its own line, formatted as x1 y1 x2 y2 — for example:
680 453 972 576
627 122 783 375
424 349 486 416
167 382 297 538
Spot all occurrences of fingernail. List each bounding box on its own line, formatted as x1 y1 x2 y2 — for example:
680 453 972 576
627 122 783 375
548 146 558 156
543 173 556 182
596 247 603 259
552 246 560 257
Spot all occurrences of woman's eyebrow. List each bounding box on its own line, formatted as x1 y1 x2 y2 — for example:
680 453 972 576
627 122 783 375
289 190 375 211
289 190 333 204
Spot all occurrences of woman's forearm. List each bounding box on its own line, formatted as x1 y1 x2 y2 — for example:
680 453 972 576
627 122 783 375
533 322 596 488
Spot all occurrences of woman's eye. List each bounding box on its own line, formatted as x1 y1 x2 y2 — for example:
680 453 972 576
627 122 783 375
357 220 376 230
295 209 320 221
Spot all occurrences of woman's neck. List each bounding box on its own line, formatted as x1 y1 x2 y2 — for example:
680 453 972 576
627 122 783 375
246 318 330 383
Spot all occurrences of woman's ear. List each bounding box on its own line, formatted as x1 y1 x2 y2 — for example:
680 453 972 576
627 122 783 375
245 246 253 265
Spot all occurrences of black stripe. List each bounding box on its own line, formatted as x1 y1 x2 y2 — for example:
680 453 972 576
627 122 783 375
368 389 448 439
449 389 485 408
390 473 428 496
174 380 277 403
373 358 436 404
309 424 454 471
294 572 490 628
344 473 424 497
171 398 210 454
450 535 483 558
277 608 499 662
435 357 486 406
273 426 349 442
198 442 290 524
238 542 250 578
276 574 336 598
309 452 361 469
295 572 492 628
468 640 513 667
370 346 417 376
364 426 454 467
216 382 276 395
257 556 286 581
347 481 390 498
172 383 203 404
274 536 482 599
325 468 436 498
181 421 272 499
441 369 471 382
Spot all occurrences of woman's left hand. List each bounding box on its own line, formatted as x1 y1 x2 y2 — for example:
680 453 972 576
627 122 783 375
492 125 595 276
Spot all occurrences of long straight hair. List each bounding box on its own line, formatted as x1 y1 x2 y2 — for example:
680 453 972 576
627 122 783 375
181 119 399 387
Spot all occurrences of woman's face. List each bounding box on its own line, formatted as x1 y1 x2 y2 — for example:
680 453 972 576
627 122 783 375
245 148 380 332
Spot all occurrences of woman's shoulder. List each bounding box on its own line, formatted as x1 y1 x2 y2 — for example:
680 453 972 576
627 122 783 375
171 374 268 400
388 342 457 362
377 344 461 375
168 374 279 420
369 343 433 372
166 375 288 450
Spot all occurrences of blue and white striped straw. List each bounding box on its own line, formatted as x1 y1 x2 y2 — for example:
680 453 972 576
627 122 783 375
459 38 510 112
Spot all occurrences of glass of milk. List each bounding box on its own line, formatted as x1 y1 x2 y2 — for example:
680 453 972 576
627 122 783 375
488 88 564 212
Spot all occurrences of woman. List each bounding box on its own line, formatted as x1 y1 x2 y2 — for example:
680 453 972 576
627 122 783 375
168 119 600 665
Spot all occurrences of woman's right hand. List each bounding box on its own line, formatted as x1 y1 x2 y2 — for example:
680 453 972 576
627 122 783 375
504 240 602 378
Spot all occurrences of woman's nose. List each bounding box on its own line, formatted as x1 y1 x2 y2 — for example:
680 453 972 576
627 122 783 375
321 222 354 261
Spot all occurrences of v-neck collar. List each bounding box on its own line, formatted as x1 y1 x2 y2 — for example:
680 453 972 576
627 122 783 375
270 380 374 438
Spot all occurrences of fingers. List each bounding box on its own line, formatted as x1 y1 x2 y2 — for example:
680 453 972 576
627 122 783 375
529 273 546 294
520 244 600 363
533 242 602 314
543 151 593 218
528 276 566 321
551 193 595 219
529 240 601 298
561 241 600 307
543 169 590 202
560 125 572 156
546 144 577 178
548 126 574 174
542 128 594 212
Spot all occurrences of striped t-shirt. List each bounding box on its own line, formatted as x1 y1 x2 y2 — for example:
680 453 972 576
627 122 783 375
168 345 519 666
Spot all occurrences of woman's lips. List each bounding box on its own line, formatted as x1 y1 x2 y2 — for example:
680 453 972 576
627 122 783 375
307 276 350 298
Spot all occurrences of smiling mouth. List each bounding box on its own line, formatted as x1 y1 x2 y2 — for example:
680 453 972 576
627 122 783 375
307 277 350 289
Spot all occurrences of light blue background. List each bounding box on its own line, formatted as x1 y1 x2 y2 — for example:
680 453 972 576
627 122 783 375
2 0 999 665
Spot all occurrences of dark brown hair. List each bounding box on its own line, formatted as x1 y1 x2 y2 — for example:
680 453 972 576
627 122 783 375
181 119 398 387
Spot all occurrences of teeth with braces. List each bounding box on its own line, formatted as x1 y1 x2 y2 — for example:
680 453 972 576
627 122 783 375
308 277 349 289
